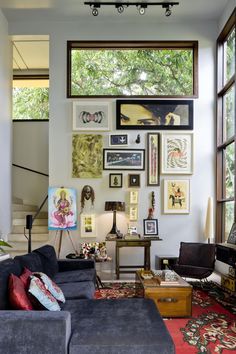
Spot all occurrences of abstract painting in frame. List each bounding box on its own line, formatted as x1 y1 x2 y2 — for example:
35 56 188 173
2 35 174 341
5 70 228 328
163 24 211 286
72 134 103 178
116 100 193 130
147 133 160 186
73 100 111 131
163 179 190 214
48 187 77 230
103 149 145 170
161 132 193 174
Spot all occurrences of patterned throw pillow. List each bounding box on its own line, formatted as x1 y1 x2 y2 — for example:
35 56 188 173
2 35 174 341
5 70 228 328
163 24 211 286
28 275 61 311
34 272 65 303
20 267 33 289
8 274 33 310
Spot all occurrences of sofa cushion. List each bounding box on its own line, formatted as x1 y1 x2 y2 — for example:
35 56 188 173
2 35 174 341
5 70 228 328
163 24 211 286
63 298 175 354
60 281 95 300
33 245 59 278
19 267 33 288
34 272 65 303
8 274 33 310
15 253 43 273
0 258 22 310
54 268 96 284
28 275 61 311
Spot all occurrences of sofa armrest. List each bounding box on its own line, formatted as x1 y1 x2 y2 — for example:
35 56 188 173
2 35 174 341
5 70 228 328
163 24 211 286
0 311 71 354
58 258 95 272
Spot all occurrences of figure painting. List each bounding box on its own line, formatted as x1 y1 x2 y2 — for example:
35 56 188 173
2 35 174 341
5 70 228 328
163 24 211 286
72 134 103 178
164 179 190 214
48 187 77 230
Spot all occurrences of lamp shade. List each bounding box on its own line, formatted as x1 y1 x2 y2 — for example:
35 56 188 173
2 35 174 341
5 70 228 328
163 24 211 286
105 201 125 212
204 197 214 240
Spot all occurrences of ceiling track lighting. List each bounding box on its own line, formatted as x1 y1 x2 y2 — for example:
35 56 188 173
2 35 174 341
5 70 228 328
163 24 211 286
84 2 179 17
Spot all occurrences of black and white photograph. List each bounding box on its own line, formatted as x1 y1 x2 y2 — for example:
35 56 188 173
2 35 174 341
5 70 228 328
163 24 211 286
143 219 159 236
103 149 145 170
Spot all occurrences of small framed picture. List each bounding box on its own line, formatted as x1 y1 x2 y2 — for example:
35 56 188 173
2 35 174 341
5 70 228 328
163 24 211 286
130 190 139 204
143 219 159 236
129 206 138 221
109 173 123 188
163 179 190 214
128 174 140 188
103 149 145 170
109 134 129 146
227 223 236 245
80 214 96 238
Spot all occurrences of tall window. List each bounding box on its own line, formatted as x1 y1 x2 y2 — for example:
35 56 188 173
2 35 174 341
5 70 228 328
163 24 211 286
13 76 49 121
67 41 198 98
216 9 236 242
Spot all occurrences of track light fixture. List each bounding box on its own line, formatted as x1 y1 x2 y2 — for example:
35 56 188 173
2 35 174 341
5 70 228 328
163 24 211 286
84 2 179 17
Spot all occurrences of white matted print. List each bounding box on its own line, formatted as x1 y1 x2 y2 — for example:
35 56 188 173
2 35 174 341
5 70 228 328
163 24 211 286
161 132 193 174
129 206 138 221
80 214 96 238
73 101 111 131
163 179 190 214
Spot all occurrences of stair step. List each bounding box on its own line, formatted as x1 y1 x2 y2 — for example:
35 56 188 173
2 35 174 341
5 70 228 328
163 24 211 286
12 211 48 219
12 225 48 234
12 204 38 212
8 233 49 242
13 219 48 226
8 241 48 251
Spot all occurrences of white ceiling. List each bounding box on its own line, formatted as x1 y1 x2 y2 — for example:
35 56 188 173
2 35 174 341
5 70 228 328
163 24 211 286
0 0 231 22
6 0 231 72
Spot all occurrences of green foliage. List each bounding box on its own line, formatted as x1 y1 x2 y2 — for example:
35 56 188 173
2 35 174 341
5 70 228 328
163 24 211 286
0 239 12 253
71 48 193 96
13 87 49 120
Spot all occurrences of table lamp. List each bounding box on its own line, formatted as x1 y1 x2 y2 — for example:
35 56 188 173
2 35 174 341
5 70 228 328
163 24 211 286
105 201 125 239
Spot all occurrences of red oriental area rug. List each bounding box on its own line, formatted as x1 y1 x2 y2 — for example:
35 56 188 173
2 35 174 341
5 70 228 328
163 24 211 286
95 282 236 354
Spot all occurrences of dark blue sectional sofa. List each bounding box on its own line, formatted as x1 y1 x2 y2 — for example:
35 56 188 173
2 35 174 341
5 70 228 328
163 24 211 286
0 245 175 354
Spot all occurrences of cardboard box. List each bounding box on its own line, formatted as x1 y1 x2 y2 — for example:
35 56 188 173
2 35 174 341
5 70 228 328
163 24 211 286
221 274 236 292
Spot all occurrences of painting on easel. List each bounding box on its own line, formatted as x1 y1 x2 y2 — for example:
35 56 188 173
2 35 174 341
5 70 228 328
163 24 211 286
48 187 77 230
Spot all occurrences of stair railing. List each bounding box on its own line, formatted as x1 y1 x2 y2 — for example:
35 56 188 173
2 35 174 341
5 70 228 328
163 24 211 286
12 163 49 254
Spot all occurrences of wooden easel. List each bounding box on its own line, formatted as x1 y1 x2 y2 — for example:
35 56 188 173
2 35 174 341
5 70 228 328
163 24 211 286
54 229 78 258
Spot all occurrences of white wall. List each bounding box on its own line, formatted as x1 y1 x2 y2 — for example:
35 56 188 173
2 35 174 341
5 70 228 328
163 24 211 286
12 121 49 207
9 18 216 264
218 0 235 34
0 11 12 239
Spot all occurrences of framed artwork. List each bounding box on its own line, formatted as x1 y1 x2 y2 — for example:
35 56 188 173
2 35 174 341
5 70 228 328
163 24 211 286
109 173 123 188
161 132 193 174
147 133 160 186
163 179 190 214
116 100 193 130
72 134 103 178
143 219 159 236
129 206 138 221
103 149 145 170
72 100 111 131
227 223 236 245
80 214 96 238
109 134 129 146
48 187 77 230
128 174 140 187
130 191 139 204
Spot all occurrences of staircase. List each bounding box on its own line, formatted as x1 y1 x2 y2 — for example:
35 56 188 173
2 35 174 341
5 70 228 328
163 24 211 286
8 197 49 257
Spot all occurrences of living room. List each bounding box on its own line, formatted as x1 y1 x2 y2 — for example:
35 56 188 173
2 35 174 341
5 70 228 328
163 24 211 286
0 1 235 353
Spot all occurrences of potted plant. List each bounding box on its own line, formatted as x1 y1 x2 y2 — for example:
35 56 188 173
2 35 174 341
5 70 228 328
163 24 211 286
0 239 12 254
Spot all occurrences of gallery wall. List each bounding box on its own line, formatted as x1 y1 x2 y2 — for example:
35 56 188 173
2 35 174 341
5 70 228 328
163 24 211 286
8 17 217 267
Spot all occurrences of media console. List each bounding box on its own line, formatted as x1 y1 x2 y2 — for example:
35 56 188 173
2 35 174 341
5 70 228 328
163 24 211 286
216 243 236 268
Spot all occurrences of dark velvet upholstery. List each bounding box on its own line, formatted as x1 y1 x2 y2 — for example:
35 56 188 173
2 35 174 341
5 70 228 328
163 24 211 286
58 259 95 272
33 245 59 277
60 281 95 299
15 252 43 273
63 298 175 354
54 268 96 284
171 242 216 279
0 258 22 310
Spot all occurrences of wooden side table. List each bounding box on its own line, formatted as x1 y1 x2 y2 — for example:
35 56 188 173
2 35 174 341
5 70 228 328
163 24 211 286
115 237 162 279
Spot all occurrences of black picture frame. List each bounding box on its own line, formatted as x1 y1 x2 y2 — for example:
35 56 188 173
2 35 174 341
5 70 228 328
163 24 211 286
116 99 193 130
109 134 129 146
103 149 145 170
143 219 159 236
227 223 236 245
128 174 140 187
109 173 123 188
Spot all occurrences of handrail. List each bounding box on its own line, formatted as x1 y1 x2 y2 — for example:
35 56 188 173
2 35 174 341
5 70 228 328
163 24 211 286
32 195 48 223
13 163 49 177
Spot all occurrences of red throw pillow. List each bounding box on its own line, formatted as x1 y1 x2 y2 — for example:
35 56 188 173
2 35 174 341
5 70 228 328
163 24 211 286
8 274 33 310
20 267 33 289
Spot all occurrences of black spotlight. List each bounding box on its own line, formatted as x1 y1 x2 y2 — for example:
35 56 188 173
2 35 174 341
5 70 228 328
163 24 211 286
165 5 172 17
116 5 124 14
91 5 99 16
